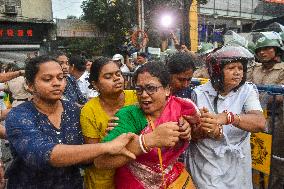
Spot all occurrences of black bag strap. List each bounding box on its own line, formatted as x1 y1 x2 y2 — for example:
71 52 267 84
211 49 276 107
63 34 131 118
213 93 219 114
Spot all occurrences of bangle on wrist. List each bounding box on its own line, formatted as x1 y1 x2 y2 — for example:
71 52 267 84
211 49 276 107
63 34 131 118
139 134 149 153
223 110 234 124
142 134 151 152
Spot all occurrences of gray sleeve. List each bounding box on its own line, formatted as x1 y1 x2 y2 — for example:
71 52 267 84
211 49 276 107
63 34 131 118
243 84 263 112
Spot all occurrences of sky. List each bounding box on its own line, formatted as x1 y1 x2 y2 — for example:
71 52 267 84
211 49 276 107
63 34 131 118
52 0 84 19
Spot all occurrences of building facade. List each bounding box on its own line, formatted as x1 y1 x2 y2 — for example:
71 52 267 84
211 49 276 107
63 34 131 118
0 0 53 64
198 0 284 43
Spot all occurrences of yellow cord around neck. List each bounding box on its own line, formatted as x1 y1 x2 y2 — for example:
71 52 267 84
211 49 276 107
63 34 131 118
147 116 166 189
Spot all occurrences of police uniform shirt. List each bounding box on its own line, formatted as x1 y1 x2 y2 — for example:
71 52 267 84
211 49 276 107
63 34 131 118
247 62 284 85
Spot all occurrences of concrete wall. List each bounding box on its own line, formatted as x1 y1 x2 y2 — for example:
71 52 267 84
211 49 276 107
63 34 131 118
56 19 106 38
21 0 52 21
0 0 52 21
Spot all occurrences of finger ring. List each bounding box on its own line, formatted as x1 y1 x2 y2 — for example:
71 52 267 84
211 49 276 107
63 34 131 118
207 130 211 133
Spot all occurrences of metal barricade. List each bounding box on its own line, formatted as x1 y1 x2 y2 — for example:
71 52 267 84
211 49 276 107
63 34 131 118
252 85 284 189
122 72 135 90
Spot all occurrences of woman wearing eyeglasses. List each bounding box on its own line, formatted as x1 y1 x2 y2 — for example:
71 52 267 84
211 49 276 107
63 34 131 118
80 57 138 189
94 61 198 189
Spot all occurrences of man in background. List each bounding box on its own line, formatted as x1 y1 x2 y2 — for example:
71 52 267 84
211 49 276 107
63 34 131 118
69 55 98 99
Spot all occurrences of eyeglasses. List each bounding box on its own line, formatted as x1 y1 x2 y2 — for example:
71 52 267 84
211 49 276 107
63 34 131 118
135 85 163 95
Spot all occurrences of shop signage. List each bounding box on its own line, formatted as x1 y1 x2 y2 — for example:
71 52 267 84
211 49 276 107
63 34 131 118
0 23 47 44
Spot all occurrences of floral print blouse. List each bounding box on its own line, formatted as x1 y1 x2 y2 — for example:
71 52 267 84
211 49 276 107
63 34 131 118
5 100 84 189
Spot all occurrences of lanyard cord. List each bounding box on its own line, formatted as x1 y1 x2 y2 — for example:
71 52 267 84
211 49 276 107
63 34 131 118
147 116 166 189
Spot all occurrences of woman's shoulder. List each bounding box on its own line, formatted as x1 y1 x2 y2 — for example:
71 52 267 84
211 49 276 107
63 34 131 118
8 101 34 116
6 101 36 126
194 82 216 96
81 97 100 112
239 82 258 93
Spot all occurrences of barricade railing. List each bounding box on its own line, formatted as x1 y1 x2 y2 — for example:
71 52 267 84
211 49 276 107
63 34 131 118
122 72 135 90
251 84 284 189
122 73 284 188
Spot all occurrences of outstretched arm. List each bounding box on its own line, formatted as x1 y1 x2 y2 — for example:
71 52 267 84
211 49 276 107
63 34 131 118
50 133 136 167
0 70 24 82
94 122 183 169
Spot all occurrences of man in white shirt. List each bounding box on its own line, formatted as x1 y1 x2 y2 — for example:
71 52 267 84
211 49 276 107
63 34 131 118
112 54 131 73
69 55 98 99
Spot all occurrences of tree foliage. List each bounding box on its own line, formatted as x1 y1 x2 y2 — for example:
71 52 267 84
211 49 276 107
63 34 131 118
81 0 137 55
56 37 105 56
81 0 208 55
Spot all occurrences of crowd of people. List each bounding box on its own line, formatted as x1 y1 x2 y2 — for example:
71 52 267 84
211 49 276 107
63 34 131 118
0 29 283 189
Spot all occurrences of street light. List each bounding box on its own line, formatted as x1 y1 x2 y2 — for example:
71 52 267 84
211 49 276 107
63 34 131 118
161 14 173 29
159 14 175 52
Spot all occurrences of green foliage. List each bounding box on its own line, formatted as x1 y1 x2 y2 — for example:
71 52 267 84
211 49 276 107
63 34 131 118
81 0 137 55
56 37 104 56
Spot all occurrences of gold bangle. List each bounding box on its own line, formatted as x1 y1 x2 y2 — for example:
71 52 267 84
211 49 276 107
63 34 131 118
141 134 151 153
